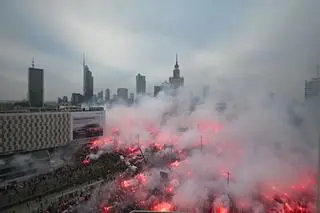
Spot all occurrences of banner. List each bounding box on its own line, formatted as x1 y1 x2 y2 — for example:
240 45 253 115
71 111 105 140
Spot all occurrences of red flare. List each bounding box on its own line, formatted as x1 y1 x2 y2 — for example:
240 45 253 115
152 202 175 212
136 173 148 184
82 159 90 166
102 205 113 213
170 160 180 167
214 206 228 213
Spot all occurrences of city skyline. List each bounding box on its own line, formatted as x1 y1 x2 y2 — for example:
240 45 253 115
55 54 184 105
0 1 319 101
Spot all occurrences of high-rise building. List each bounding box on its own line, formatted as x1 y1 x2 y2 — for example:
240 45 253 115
97 90 103 101
112 94 117 101
28 59 44 107
305 79 320 99
71 93 83 105
62 96 68 103
136 73 146 95
83 54 94 102
105 89 110 102
92 94 97 103
203 85 210 99
117 88 129 101
57 97 62 104
305 65 320 100
129 92 134 105
154 85 162 97
154 81 171 97
169 54 184 89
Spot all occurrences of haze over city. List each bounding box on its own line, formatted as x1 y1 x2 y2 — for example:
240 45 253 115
1 0 319 101
2 1 320 213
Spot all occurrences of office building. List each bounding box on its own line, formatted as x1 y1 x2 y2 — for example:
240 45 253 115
169 54 184 89
83 54 94 102
97 90 103 101
154 85 162 97
305 65 320 100
57 97 62 104
1 108 105 154
136 73 146 95
117 88 129 101
105 89 110 102
71 93 83 105
1 112 71 153
129 92 134 105
92 94 97 103
62 96 68 103
112 94 117 101
28 60 44 107
203 85 210 99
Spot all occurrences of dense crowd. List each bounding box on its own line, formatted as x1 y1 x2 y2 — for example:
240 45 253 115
34 184 96 213
0 143 127 210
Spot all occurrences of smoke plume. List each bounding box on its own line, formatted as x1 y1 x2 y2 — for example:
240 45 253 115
85 87 318 212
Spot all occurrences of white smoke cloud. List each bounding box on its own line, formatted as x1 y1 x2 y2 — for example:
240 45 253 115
86 87 318 211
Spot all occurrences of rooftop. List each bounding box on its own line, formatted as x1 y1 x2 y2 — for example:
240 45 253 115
0 106 104 114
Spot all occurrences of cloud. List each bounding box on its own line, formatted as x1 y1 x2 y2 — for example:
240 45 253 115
0 0 319 100
186 1 320 99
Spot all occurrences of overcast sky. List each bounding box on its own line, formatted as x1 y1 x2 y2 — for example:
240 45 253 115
0 0 319 101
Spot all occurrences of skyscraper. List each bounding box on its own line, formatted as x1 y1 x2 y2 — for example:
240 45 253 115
305 65 320 100
169 54 184 89
71 93 83 105
203 85 210 99
83 54 94 102
117 88 129 101
62 96 68 103
136 73 146 95
28 59 44 107
154 85 162 97
97 90 103 101
129 92 134 105
105 89 110 102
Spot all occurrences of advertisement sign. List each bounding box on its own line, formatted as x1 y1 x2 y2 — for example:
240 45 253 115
71 111 105 140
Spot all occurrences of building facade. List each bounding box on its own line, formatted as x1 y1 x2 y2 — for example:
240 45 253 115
1 109 105 154
28 64 44 107
1 112 71 154
136 73 146 95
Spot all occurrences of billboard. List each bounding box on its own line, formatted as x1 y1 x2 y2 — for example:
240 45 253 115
71 111 105 140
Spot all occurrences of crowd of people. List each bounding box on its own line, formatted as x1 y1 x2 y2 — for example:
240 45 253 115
0 143 127 211
35 183 97 213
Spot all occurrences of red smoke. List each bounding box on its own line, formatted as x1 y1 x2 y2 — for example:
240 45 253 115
82 117 316 213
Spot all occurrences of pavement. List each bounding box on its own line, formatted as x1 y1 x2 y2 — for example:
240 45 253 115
2 180 103 213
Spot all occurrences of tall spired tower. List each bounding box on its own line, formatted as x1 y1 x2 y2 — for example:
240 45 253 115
169 54 184 89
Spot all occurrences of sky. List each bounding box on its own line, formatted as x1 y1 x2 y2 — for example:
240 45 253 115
0 0 319 101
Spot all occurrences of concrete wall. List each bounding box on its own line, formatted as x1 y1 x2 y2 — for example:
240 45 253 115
0 112 71 154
